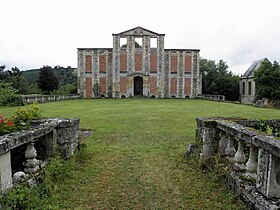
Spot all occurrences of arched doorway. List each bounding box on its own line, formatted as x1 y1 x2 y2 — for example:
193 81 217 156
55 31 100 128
134 76 143 96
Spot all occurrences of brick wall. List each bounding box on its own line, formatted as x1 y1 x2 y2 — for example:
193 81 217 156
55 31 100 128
171 78 177 94
120 77 128 94
150 54 157 72
171 55 178 72
85 55 92 72
135 54 142 71
86 77 92 98
99 55 106 73
184 78 191 95
120 53 127 72
100 77 106 95
185 56 192 73
149 77 157 94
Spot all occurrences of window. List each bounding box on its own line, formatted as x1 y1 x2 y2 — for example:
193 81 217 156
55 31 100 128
120 38 127 48
150 38 157 48
135 38 142 48
242 82 245 95
248 82 252 95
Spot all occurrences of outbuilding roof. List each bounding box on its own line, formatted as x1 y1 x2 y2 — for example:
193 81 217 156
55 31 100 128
242 58 268 78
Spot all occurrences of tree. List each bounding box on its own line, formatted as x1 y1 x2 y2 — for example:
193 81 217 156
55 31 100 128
121 41 141 48
37 66 59 94
254 60 280 100
0 66 29 94
200 58 240 101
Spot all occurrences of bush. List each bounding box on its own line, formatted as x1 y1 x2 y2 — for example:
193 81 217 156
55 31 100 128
0 82 24 106
0 114 16 135
12 104 41 129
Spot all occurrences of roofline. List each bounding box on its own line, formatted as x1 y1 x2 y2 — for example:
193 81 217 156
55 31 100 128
113 26 165 36
165 49 200 52
77 48 113 50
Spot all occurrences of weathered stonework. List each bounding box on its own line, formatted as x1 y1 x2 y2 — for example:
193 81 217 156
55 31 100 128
0 118 80 193
196 117 280 209
78 27 201 98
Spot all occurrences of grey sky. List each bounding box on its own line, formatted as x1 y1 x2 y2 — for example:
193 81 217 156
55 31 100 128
1 0 280 75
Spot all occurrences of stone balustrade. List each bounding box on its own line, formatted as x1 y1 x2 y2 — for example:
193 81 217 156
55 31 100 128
21 94 81 104
196 94 225 101
196 117 280 209
0 118 80 193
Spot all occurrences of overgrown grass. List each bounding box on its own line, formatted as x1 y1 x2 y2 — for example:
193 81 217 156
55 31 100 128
1 99 280 209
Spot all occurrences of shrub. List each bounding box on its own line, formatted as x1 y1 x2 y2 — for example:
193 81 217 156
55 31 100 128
12 104 41 130
0 82 24 106
0 114 16 135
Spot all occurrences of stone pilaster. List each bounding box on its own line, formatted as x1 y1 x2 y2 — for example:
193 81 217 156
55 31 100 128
191 52 199 97
157 35 165 98
164 51 170 98
92 51 99 98
143 36 150 75
127 36 135 75
178 52 184 98
112 35 120 98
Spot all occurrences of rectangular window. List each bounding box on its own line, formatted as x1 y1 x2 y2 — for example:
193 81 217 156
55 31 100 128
242 82 245 95
171 55 178 72
248 82 252 95
120 38 127 48
135 38 142 48
99 55 106 73
85 55 92 72
150 38 157 48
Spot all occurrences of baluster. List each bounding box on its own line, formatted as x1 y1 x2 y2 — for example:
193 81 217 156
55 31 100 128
219 132 227 155
225 135 236 158
24 142 40 173
234 140 246 171
246 145 258 178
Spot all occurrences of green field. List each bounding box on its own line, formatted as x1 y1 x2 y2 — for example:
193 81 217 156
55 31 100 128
1 99 280 209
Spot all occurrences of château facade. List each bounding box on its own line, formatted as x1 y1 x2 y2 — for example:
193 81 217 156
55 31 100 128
77 27 201 98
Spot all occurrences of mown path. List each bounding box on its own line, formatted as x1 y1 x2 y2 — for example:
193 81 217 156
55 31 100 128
3 99 280 209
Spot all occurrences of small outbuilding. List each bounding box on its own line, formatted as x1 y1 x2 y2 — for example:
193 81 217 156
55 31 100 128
240 58 268 104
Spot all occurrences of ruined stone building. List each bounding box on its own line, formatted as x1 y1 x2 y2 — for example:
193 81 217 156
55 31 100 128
77 27 201 98
240 58 267 104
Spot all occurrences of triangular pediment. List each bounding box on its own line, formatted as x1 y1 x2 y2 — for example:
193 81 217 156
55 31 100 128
114 26 164 37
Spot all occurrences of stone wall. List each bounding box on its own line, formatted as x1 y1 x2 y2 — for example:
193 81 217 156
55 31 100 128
195 117 280 209
196 94 225 101
0 118 80 193
22 94 81 104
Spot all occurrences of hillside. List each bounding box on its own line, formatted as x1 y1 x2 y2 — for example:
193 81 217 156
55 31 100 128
22 66 77 86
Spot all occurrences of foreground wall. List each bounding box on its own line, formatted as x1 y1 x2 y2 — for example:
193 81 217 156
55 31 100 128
0 118 80 193
196 117 280 209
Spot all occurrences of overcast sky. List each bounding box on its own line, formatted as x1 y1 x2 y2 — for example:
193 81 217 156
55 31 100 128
1 0 280 75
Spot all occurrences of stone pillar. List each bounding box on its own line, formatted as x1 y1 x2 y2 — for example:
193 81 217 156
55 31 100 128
142 36 150 75
157 35 165 98
178 52 184 98
200 120 218 160
24 142 40 174
191 52 200 97
92 52 99 98
127 36 135 75
112 35 120 98
45 130 57 158
0 151 13 193
164 51 170 98
257 149 280 198
78 50 85 98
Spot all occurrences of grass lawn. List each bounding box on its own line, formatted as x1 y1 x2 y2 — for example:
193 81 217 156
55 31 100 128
1 99 280 209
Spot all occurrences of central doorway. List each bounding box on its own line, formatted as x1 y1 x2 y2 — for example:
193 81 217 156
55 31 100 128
134 76 143 96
